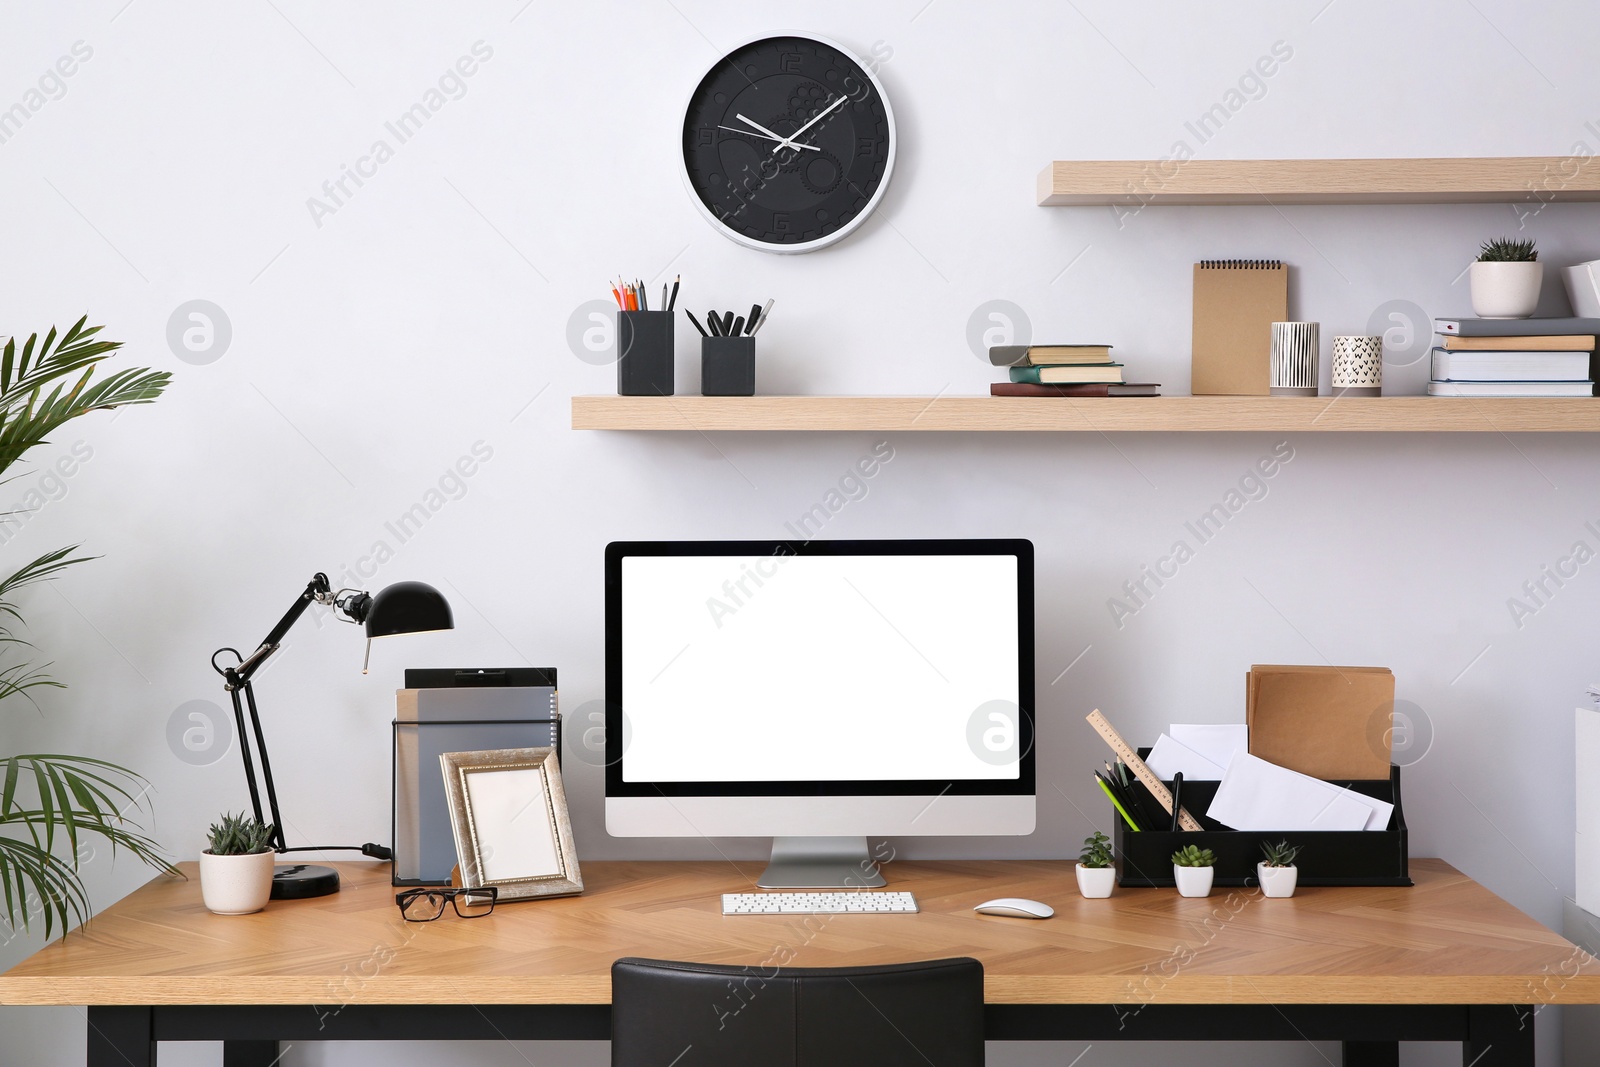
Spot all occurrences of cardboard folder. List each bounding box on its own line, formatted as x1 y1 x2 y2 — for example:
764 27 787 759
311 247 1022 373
1246 664 1394 780
1191 260 1288 395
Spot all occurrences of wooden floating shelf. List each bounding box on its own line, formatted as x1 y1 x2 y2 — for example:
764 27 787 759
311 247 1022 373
1036 157 1600 206
572 395 1600 433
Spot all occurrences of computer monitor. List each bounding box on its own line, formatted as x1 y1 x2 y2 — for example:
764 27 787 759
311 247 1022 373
605 538 1035 888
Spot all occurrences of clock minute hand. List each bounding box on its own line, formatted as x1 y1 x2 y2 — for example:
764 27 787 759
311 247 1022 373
785 93 850 143
717 124 820 151
733 112 814 154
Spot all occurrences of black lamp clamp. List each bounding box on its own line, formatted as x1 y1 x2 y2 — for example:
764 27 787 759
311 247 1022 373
211 572 453 899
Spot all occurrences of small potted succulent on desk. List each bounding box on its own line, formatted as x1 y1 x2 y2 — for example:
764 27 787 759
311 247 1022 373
200 812 276 915
1470 237 1542 318
1257 839 1302 898
1171 844 1217 898
1076 831 1115 898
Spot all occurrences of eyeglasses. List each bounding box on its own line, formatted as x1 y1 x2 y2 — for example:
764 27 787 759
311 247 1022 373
395 886 498 922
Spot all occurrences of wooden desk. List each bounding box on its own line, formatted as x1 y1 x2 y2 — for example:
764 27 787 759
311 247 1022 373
3 858 1597 1066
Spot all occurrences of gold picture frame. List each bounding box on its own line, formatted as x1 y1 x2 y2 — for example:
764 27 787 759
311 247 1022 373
439 747 582 902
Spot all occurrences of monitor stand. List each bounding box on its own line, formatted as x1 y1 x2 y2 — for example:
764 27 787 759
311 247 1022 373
757 836 888 889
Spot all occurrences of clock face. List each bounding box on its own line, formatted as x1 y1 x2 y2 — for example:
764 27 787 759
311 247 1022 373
681 35 895 253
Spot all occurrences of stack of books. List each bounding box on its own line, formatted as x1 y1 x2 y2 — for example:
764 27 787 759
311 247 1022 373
1428 317 1599 397
988 343 1159 397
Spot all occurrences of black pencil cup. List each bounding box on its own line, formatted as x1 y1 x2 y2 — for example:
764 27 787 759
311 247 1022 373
616 311 674 396
701 335 755 396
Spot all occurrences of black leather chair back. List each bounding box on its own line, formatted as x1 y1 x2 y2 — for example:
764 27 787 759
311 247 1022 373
611 956 984 1067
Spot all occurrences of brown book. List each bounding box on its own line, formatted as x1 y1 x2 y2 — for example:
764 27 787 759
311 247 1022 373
1191 260 1288 395
990 382 1160 397
1441 334 1595 351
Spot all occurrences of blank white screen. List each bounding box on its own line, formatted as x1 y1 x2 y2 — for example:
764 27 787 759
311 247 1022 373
621 554 1020 783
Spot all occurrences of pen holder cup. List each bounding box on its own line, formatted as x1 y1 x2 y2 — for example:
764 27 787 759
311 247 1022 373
616 311 675 396
701 335 755 397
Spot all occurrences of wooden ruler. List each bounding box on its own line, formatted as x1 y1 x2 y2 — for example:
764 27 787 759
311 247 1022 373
1085 709 1203 832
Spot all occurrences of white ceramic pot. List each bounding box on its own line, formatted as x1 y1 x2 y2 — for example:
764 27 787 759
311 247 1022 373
1257 863 1299 898
200 850 275 915
1076 863 1115 898
1173 864 1214 898
1470 261 1543 318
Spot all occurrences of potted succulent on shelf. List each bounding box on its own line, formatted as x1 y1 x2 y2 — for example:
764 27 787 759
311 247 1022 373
200 813 276 915
1470 237 1542 318
1257 840 1302 898
1076 831 1116 898
1171 844 1217 898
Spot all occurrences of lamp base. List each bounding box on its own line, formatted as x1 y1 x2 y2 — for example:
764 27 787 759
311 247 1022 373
271 863 341 899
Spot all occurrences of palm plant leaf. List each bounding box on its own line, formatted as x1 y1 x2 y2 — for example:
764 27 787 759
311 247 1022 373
0 320 173 939
0 755 175 938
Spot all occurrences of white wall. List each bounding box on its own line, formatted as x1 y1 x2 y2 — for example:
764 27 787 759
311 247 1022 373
2 2 1597 1065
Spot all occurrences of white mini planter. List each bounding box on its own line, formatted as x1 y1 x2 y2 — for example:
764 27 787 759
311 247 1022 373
1173 864 1214 898
200 850 275 915
1470 261 1543 318
1076 863 1115 898
1257 863 1299 898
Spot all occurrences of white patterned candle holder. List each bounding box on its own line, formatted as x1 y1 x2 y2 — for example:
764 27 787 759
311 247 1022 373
1331 334 1383 397
1269 321 1319 397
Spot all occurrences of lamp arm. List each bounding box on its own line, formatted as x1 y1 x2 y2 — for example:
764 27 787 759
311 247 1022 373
227 573 333 687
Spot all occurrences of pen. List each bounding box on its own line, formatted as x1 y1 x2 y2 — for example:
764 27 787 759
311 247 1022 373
746 303 762 334
1169 773 1184 833
731 316 745 337
723 311 736 335
685 310 708 337
668 275 680 312
706 311 722 336
749 298 774 334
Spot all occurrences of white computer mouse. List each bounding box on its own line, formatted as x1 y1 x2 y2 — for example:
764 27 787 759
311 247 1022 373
973 897 1054 919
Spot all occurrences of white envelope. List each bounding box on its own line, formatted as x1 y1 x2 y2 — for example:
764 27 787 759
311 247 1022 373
1169 723 1248 770
1207 752 1394 833
1145 733 1226 781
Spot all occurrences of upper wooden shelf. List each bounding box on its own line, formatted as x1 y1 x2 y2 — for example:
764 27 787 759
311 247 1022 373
1036 157 1600 206
572 395 1600 433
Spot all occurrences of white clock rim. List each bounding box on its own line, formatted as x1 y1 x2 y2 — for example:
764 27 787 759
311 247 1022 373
678 31 897 256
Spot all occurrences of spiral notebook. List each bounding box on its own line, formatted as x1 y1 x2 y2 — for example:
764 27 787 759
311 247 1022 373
1191 260 1288 395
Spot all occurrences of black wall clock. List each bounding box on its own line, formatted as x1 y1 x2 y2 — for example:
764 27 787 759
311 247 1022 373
680 34 896 254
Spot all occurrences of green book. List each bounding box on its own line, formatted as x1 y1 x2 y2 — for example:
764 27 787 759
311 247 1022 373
1009 363 1124 385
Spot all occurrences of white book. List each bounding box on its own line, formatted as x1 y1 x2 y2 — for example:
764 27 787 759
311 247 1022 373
1430 347 1591 382
1428 380 1594 397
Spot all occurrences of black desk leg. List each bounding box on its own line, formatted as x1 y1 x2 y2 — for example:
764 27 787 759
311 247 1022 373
224 1041 281 1067
1342 1041 1399 1066
1465 1005 1535 1066
87 1006 154 1067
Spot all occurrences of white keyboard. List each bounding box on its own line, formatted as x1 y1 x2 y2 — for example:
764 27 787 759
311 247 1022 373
722 891 919 915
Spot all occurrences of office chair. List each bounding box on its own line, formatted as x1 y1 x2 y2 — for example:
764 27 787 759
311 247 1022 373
611 956 984 1067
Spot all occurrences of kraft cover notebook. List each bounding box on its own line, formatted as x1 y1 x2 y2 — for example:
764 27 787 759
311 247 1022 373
1191 260 1288 395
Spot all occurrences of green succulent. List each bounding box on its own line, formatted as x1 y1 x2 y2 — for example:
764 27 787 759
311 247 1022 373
1260 839 1302 868
1477 237 1538 262
1079 831 1113 869
1171 844 1217 868
205 813 275 857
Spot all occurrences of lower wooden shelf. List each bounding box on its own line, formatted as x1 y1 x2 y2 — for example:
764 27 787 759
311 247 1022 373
571 395 1600 433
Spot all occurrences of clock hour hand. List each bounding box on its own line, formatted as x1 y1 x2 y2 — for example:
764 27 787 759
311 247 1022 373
717 124 820 151
784 92 850 143
733 112 816 155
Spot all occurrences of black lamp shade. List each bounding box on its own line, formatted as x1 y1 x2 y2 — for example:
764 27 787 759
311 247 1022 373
364 581 453 638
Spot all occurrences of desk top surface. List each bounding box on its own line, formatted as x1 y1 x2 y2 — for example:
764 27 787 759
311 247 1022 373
2 858 1597 1006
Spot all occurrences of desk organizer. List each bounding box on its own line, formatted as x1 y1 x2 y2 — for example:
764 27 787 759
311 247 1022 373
1113 753 1410 888
617 310 674 396
701 335 755 396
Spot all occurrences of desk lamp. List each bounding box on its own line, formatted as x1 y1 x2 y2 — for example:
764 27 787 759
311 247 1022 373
211 572 453 899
